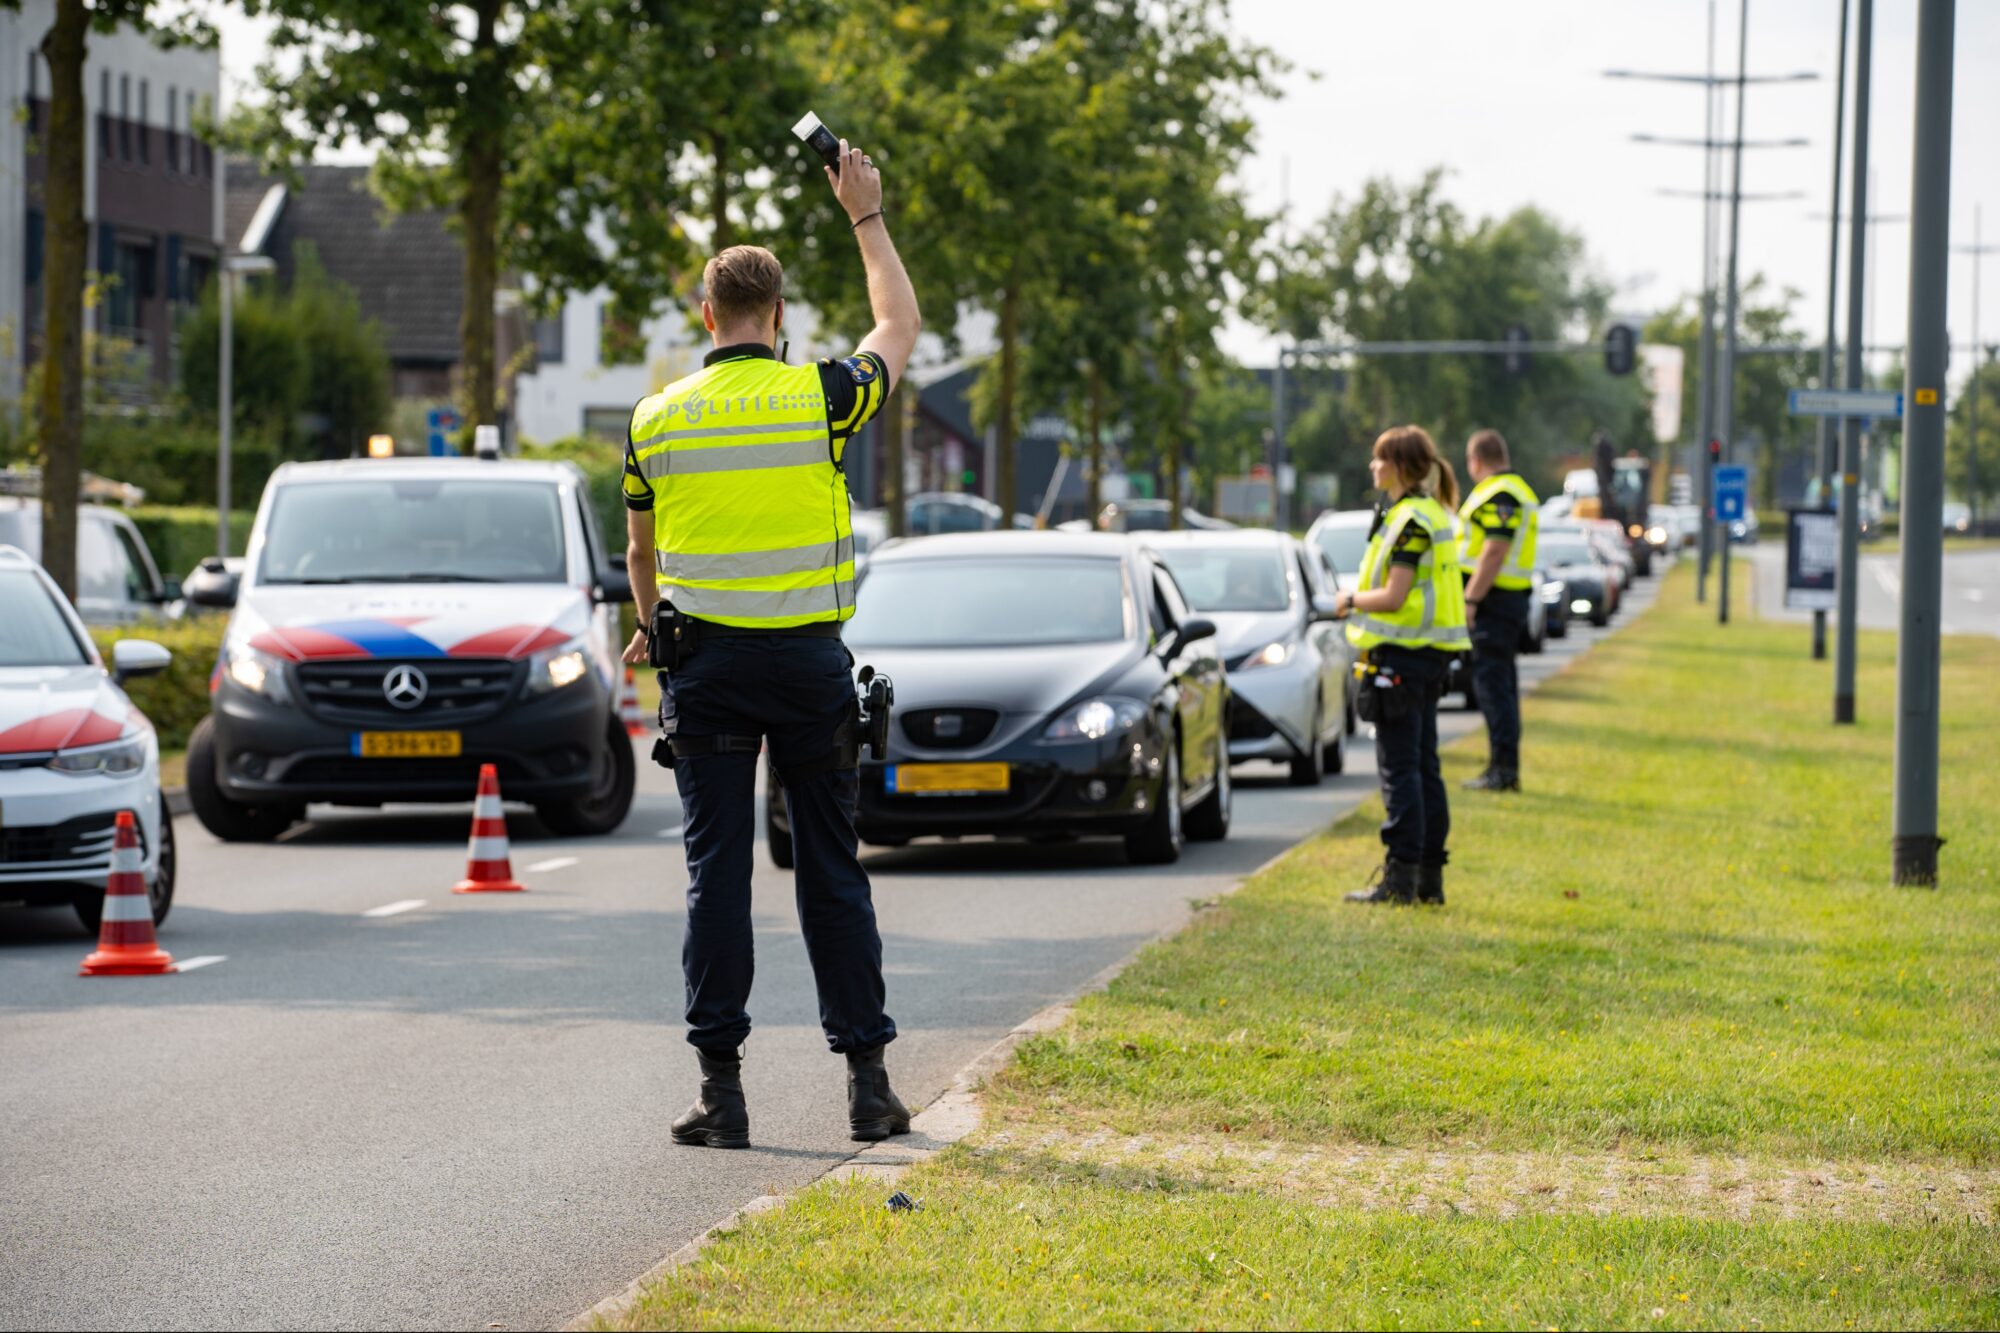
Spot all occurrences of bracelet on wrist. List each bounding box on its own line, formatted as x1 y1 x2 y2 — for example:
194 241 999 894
851 210 884 231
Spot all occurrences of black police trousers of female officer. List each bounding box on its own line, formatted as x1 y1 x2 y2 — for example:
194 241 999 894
1371 644 1451 868
661 633 896 1057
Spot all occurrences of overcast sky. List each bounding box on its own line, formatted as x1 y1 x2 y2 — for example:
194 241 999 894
208 0 1998 380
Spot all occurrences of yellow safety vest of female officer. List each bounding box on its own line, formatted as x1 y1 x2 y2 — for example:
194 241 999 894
1457 428 1540 793
1330 425 1468 907
618 139 921 1151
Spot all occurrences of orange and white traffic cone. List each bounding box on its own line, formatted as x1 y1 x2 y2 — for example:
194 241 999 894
80 810 175 976
619 666 648 737
454 763 526 894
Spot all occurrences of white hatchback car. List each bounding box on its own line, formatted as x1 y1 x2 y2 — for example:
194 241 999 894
0 546 175 934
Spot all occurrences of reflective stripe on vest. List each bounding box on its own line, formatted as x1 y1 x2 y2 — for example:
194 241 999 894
1346 496 1472 652
1458 472 1541 591
629 358 855 629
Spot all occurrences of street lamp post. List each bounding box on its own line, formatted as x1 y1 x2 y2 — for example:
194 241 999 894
218 253 277 561
1812 0 1852 660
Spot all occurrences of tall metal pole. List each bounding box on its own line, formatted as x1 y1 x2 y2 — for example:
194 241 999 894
1833 0 1873 724
217 268 233 562
1717 0 1750 625
1270 349 1285 529
1696 0 1720 603
1812 0 1850 658
1892 0 1953 888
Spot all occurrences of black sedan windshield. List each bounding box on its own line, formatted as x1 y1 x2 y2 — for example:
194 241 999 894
848 557 1130 648
259 479 568 585
1153 547 1291 613
0 572 90 666
1540 539 1596 567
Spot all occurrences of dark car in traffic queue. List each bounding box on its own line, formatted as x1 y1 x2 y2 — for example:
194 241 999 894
766 531 1231 866
1536 528 1617 627
1537 566 1573 639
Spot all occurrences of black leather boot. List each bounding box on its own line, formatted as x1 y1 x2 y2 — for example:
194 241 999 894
1344 858 1418 905
1461 768 1519 792
846 1045 911 1142
1417 860 1445 906
671 1048 750 1149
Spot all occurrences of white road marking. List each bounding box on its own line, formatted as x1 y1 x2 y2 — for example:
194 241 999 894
1873 562 1902 598
659 825 684 840
362 899 427 918
175 955 227 972
525 856 579 873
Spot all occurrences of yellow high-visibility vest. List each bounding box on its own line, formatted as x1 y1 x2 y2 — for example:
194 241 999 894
1458 472 1541 591
1346 494 1471 653
627 356 857 628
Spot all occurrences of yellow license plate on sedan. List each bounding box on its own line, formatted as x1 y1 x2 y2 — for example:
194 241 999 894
353 731 462 758
886 762 1009 795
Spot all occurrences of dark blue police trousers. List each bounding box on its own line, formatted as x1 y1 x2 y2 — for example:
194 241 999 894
1370 645 1451 867
1469 586 1528 773
661 634 895 1057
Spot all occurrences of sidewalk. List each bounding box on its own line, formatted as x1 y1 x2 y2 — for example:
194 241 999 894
592 565 2000 1331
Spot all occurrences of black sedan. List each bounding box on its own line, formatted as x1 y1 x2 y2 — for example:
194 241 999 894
1538 530 1615 627
767 531 1231 865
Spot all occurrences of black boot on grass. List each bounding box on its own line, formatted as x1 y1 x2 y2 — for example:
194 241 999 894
672 1048 750 1149
1417 859 1445 906
1461 767 1520 792
846 1045 912 1142
1344 858 1418 905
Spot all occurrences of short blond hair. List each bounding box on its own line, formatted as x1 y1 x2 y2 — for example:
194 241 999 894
703 246 785 327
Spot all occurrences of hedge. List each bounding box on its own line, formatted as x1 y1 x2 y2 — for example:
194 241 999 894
521 436 628 551
89 616 227 755
76 414 281 508
130 506 256 582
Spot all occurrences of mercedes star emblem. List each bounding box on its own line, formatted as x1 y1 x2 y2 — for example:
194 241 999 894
382 664 429 710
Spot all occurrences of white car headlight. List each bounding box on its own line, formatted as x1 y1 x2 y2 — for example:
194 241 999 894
526 637 592 696
48 734 149 778
1236 639 1294 671
224 643 293 704
1044 696 1147 741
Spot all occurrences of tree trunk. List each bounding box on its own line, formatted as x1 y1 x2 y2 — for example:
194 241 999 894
710 133 733 252
36 1 89 601
996 277 1019 518
1086 361 1104 520
458 0 504 436
882 384 906 537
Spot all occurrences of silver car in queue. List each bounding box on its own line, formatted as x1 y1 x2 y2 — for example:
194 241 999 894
1140 529 1355 786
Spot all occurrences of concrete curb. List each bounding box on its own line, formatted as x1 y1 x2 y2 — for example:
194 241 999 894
165 786 191 819
562 583 1653 1330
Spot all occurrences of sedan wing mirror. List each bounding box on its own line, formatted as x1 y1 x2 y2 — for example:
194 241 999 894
1310 593 1344 623
110 638 173 684
1163 617 1217 656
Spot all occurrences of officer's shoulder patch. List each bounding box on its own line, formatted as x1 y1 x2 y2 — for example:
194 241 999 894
840 355 879 386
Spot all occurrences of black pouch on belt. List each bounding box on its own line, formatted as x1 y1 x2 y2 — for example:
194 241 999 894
648 601 697 670
1354 661 1414 724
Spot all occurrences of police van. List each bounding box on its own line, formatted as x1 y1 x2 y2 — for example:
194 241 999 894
183 456 636 841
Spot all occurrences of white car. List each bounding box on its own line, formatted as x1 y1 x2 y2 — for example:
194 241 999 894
0 546 175 934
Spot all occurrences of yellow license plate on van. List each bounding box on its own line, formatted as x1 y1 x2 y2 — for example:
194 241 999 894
354 731 462 758
886 763 1009 795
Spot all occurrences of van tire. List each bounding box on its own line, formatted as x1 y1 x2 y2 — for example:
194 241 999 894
187 716 302 842
536 715 637 837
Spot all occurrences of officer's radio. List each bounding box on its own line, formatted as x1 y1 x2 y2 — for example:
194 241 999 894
855 665 894 762
792 110 843 174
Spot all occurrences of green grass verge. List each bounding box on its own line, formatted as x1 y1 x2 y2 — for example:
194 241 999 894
603 564 2000 1330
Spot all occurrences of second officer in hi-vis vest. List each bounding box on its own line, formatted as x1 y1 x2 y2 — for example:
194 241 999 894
620 140 920 1149
1331 426 1469 906
1458 429 1539 792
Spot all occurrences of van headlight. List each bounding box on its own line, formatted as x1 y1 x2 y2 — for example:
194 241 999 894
49 734 149 778
1044 696 1147 741
224 643 293 704
526 637 591 696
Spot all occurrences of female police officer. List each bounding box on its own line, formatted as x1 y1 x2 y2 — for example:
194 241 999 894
1331 426 1470 906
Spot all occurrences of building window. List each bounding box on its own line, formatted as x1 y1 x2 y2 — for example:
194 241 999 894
137 81 149 163
99 70 112 156
582 407 629 442
532 314 565 366
119 74 131 160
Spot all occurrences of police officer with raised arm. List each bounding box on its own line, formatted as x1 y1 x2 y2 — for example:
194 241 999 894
1457 429 1539 793
620 141 920 1149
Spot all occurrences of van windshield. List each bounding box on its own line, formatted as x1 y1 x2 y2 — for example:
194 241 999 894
258 479 568 585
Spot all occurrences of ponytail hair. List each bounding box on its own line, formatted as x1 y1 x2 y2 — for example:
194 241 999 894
1434 456 1460 509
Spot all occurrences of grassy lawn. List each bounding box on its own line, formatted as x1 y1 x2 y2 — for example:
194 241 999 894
603 565 2000 1331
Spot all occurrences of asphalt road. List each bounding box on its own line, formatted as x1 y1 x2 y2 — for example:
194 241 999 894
0 578 1653 1332
1752 541 2000 638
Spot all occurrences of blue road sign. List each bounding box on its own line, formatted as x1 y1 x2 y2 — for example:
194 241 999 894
426 407 462 457
1714 465 1748 522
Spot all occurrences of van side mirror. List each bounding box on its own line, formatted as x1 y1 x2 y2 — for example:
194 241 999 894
596 561 634 604
111 638 173 684
185 556 239 609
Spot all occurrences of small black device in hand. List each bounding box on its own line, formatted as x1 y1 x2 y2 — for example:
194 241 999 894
792 110 843 175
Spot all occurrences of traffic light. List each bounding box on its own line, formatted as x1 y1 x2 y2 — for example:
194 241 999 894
1604 323 1637 377
1501 323 1531 378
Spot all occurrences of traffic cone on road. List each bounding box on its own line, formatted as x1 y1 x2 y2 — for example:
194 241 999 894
80 811 175 976
454 764 526 894
618 667 648 737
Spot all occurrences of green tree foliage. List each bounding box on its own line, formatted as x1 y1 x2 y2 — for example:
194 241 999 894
176 244 391 460
1946 359 2000 514
1644 277 1817 508
1259 172 1650 502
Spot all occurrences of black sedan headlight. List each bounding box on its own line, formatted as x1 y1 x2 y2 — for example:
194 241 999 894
1042 696 1147 741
